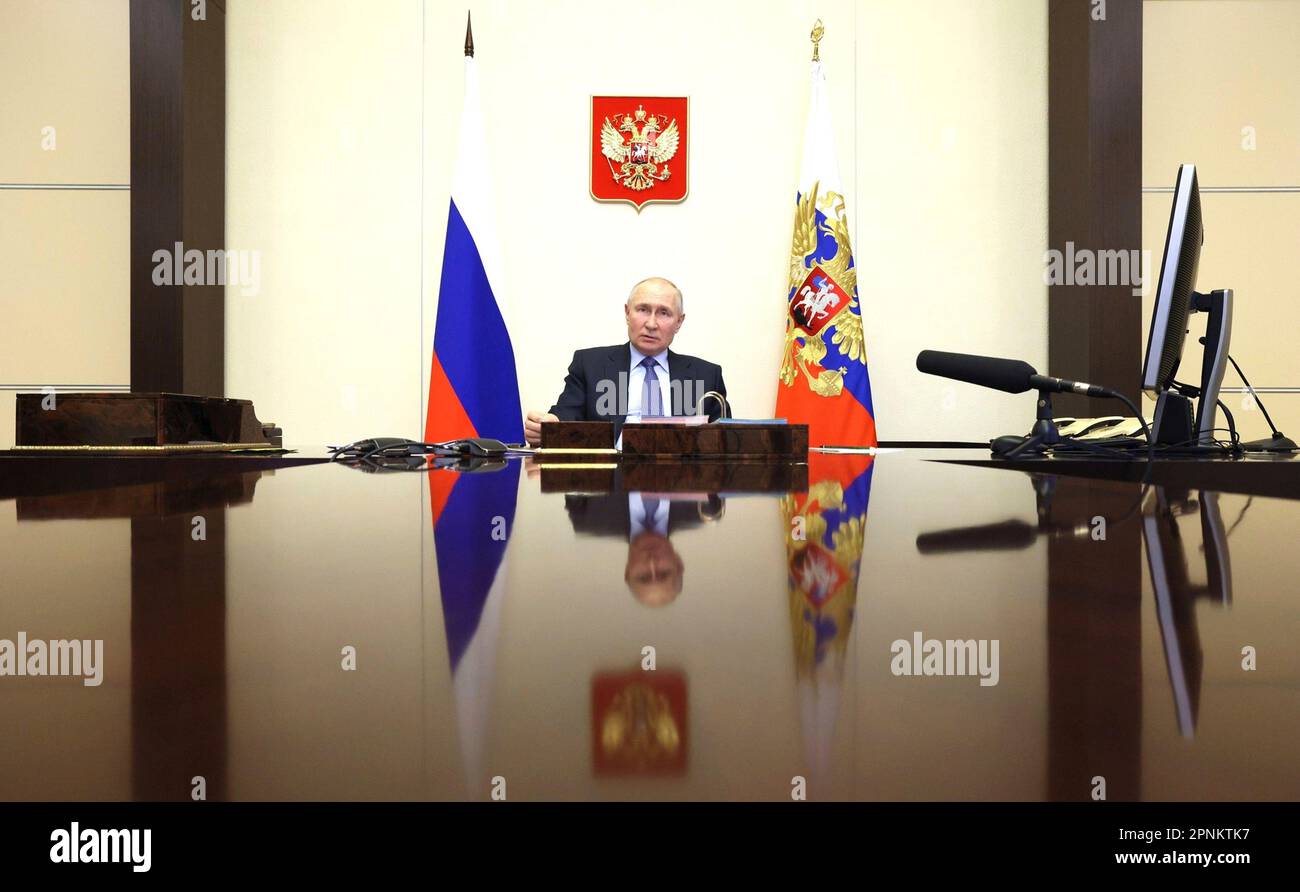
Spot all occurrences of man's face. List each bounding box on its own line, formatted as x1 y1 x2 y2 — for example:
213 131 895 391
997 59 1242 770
624 283 684 354
625 532 684 607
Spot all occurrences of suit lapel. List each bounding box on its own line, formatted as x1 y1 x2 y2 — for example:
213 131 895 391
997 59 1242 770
667 349 694 416
607 343 632 430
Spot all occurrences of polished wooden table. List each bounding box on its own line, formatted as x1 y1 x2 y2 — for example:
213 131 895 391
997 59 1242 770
1 447 1296 801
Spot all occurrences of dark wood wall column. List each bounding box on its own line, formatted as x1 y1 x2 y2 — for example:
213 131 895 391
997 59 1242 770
130 0 226 395
1048 0 1142 416
1046 1 1145 801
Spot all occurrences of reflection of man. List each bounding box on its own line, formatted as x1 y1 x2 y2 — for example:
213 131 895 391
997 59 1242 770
523 277 728 446
565 491 722 606
626 524 684 608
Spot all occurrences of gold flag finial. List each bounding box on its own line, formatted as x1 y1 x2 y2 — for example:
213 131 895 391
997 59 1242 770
810 19 824 62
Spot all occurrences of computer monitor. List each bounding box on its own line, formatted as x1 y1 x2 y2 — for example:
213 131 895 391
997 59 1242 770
1142 163 1233 447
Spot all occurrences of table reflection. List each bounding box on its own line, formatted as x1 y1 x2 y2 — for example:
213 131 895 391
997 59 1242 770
912 474 1241 745
3 449 1295 801
12 467 272 801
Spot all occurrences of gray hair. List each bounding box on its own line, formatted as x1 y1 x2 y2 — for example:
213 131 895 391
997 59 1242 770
626 276 684 315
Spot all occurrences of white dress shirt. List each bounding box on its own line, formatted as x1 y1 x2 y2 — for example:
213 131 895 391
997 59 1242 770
626 343 672 420
617 343 672 449
628 492 669 540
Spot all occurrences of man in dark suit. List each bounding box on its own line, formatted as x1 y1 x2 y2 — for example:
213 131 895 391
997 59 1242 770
523 277 728 446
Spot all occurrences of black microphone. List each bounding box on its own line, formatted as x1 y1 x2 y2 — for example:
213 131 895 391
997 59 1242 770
916 350 1114 398
916 350 1036 394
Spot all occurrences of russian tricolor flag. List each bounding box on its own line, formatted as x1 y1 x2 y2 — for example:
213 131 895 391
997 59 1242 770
425 39 523 444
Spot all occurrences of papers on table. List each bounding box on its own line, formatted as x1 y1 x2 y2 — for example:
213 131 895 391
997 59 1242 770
625 415 709 426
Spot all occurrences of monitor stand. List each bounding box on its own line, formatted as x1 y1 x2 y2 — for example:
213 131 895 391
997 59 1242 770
1242 431 1298 452
1151 288 1233 448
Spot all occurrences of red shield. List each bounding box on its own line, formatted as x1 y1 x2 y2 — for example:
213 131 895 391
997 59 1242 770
790 265 849 336
591 96 689 211
791 543 848 607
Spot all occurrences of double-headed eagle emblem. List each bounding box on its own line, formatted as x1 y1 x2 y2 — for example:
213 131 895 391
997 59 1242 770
780 183 867 398
600 104 680 192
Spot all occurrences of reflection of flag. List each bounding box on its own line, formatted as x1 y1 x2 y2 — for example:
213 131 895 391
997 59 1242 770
782 454 874 780
425 43 523 444
775 46 877 448
429 463 520 790
430 465 519 670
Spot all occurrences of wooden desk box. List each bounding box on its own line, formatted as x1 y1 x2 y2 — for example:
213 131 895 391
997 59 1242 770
538 420 616 449
621 422 808 461
15 392 282 447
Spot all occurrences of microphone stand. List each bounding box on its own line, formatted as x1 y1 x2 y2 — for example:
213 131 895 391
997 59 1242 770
997 389 1062 459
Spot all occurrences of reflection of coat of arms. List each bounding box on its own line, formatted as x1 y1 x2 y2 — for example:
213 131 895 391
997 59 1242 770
592 668 687 775
590 96 689 210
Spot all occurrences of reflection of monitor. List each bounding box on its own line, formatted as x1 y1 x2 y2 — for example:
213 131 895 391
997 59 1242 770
1144 504 1202 738
1142 164 1233 447
1141 489 1232 738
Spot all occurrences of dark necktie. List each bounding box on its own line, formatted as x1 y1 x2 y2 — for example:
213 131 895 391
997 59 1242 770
641 497 661 534
640 356 662 417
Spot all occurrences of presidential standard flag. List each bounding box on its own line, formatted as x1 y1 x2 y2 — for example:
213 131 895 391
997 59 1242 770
425 20 523 444
775 23 877 448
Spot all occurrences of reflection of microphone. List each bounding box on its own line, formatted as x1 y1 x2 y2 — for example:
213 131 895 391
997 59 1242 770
694 391 730 419
915 520 1037 553
916 350 1115 398
914 519 1096 554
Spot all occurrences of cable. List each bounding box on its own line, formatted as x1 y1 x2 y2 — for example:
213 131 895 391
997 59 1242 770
1215 399 1241 447
1150 428 1242 455
1222 496 1254 540
1002 433 1046 460
1051 436 1143 460
1228 353 1281 435
329 438 461 462
1101 388 1157 477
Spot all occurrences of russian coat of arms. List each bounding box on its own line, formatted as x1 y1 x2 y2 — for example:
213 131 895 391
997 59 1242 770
590 96 689 210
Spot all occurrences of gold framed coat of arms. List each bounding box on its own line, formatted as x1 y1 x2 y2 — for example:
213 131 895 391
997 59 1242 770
590 95 689 211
